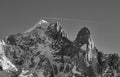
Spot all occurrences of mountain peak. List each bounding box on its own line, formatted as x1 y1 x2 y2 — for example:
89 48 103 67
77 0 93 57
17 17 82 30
0 20 120 77
25 19 49 33
38 19 48 25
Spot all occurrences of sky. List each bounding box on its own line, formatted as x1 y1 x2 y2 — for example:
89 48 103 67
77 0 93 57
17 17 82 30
0 0 120 76
0 0 120 53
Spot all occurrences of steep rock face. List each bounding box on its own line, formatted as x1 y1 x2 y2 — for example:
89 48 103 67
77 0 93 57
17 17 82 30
0 20 120 77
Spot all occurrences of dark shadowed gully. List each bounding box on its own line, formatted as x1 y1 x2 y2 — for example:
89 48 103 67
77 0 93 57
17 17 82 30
0 20 120 77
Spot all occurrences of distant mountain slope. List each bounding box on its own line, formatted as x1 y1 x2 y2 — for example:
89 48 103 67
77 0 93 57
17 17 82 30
0 20 120 77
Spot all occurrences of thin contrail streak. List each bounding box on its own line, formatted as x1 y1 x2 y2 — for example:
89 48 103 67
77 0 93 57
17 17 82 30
40 17 78 21
40 17 96 23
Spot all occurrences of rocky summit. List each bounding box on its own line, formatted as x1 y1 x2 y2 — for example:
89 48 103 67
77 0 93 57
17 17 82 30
0 20 120 77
